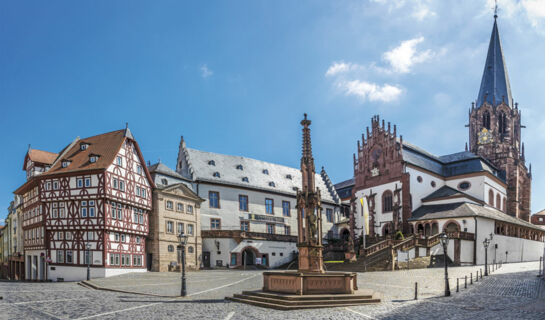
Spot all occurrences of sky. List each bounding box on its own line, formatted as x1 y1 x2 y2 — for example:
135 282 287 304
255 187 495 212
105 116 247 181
2 0 545 223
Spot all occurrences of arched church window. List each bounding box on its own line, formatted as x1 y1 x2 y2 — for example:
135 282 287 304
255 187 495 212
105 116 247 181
496 194 501 210
488 189 494 207
382 190 393 213
503 198 507 213
482 111 491 130
498 112 507 134
444 222 459 233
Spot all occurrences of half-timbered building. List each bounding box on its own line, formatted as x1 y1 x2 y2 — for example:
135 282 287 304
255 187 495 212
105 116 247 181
14 127 153 281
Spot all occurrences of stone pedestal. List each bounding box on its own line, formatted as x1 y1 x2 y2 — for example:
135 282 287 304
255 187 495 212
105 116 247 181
262 271 358 295
297 245 324 273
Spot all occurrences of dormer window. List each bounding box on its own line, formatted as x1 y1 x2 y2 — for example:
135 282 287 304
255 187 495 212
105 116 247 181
80 143 90 151
213 172 221 178
236 164 243 170
208 160 215 166
61 160 71 168
292 187 298 191
269 182 276 187
286 174 292 180
89 154 99 163
161 178 168 185
242 177 249 183
262 169 269 175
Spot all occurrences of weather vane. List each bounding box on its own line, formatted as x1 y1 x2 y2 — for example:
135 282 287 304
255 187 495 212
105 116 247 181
494 0 498 19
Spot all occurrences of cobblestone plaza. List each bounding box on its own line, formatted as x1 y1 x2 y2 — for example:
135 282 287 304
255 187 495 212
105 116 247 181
1 261 544 319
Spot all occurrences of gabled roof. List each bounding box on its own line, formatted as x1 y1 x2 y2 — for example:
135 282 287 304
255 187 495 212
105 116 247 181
533 209 545 216
476 17 513 108
159 183 203 202
180 148 338 204
409 202 542 232
421 186 483 205
422 186 467 201
45 130 126 175
401 141 505 181
148 162 187 181
24 149 58 169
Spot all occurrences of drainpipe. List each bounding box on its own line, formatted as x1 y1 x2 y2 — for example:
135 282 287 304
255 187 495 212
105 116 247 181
473 217 478 265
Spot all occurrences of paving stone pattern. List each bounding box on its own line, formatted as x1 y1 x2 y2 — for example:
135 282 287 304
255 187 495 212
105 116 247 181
0 261 543 319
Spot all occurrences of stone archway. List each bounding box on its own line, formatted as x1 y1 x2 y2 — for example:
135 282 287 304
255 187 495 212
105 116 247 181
341 228 350 241
242 248 256 266
425 224 431 236
431 222 439 235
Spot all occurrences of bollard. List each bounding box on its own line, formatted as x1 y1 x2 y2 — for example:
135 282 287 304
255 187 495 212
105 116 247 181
480 269 483 279
465 275 467 289
539 257 542 277
457 278 459 292
415 282 418 300
470 273 473 284
476 271 478 282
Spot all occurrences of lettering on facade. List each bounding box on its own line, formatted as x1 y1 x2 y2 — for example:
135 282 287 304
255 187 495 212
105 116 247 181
248 214 285 224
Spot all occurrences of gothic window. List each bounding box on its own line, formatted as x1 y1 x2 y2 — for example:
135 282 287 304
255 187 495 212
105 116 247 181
503 198 507 213
498 112 507 134
445 222 459 233
482 111 491 130
488 189 494 207
496 194 501 210
382 190 393 213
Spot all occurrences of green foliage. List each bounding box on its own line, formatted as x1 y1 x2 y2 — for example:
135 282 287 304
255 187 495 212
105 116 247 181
395 231 404 240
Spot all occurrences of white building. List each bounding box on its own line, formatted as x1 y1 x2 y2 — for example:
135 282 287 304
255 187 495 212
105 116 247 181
175 137 342 269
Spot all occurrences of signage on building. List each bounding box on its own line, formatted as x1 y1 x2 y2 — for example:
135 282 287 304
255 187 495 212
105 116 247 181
255 258 262 265
248 214 284 224
371 167 380 177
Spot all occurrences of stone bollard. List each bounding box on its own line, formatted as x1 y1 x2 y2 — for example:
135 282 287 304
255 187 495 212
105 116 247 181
456 278 459 292
415 282 418 300
475 271 478 282
480 269 482 279
465 275 467 289
470 273 473 285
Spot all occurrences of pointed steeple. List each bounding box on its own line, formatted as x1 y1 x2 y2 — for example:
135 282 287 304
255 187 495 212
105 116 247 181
476 16 513 108
300 113 315 192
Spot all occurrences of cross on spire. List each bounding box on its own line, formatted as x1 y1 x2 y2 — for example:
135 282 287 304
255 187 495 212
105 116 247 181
494 0 498 19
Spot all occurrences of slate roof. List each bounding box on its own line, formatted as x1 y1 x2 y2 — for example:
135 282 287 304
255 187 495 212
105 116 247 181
409 202 543 232
148 162 187 181
148 162 192 190
421 186 468 202
181 148 339 204
401 141 505 181
477 18 513 108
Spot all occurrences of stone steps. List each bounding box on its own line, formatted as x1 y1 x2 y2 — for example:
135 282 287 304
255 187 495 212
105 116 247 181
226 290 381 310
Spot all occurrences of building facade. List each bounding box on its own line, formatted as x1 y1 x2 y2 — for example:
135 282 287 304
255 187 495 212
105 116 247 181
175 137 342 269
14 127 153 281
147 162 203 272
344 16 545 265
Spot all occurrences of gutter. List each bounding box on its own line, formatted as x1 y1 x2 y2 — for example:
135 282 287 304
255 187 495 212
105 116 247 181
473 216 478 265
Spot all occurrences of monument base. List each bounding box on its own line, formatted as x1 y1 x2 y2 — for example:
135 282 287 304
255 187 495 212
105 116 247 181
262 271 357 295
226 270 382 309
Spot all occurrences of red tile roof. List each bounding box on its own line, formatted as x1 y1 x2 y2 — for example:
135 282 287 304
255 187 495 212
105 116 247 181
45 129 126 175
27 149 58 165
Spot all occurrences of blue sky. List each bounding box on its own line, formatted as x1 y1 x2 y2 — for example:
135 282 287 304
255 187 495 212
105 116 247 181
2 0 545 223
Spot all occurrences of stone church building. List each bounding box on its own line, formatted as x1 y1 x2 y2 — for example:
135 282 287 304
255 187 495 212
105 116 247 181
339 15 545 265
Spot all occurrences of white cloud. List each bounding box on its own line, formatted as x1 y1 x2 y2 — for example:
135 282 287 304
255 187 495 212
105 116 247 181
383 36 434 73
325 62 350 76
412 4 436 21
339 80 402 102
200 64 213 78
522 0 545 27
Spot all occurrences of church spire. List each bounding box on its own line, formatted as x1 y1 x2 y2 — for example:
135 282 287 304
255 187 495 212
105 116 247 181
476 15 513 108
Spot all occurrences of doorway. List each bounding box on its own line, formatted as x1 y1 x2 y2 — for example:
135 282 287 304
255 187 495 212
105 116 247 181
203 252 210 268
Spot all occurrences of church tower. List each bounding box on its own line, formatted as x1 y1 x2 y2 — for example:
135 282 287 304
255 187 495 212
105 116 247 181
468 14 531 221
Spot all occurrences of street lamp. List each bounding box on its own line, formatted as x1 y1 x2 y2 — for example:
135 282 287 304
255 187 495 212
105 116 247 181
178 232 188 297
483 233 493 276
439 232 450 297
85 243 91 281
483 238 490 276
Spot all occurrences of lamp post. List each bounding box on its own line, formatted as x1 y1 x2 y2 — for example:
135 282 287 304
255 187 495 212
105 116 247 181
85 243 91 281
483 233 493 276
178 232 188 297
439 232 450 297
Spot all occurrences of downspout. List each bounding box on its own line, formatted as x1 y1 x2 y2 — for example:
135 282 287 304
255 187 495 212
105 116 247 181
473 217 478 265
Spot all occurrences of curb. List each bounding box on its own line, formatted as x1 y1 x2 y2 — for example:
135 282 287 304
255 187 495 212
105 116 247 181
78 280 183 299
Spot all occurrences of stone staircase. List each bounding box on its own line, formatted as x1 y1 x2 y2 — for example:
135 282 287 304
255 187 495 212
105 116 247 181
325 233 442 272
226 289 382 310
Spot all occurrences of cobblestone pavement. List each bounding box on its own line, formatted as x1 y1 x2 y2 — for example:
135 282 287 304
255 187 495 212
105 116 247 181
0 262 543 319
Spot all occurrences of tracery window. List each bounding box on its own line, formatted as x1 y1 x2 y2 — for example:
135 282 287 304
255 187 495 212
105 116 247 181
382 190 393 213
